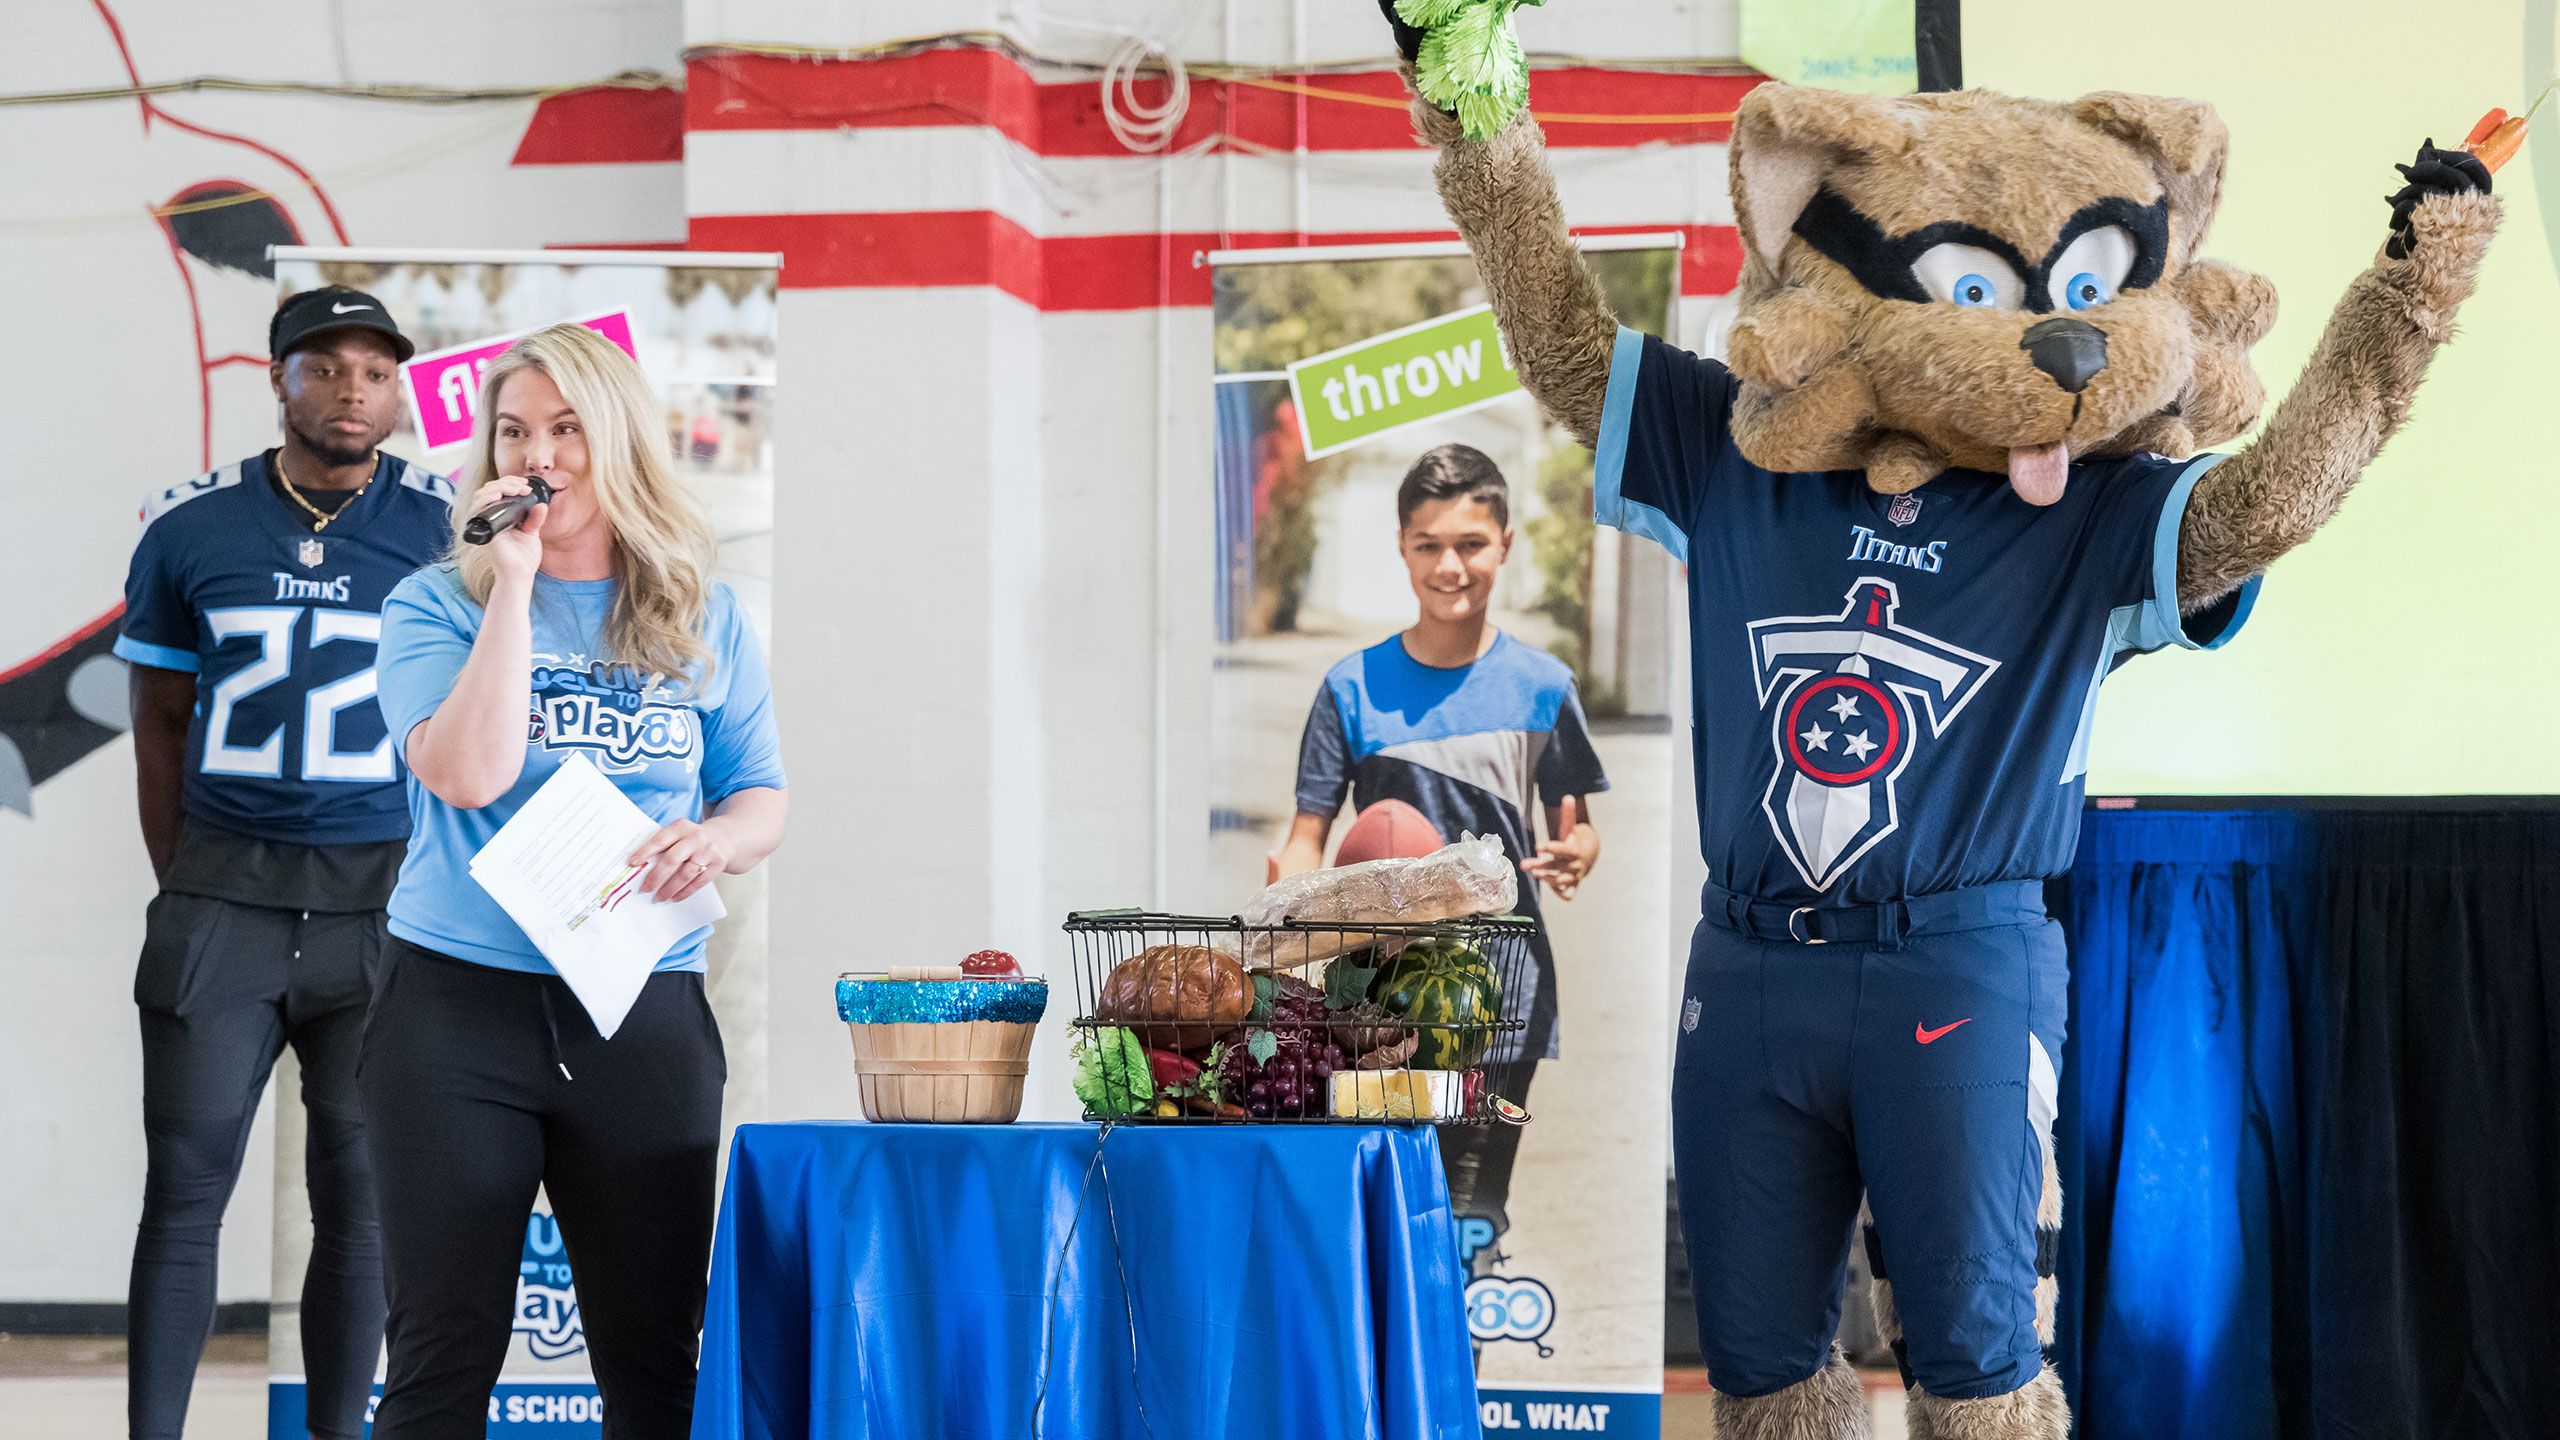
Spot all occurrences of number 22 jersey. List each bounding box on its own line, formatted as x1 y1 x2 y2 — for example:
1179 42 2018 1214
116 451 455 846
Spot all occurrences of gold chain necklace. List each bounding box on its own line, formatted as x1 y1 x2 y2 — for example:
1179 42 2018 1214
275 449 375 531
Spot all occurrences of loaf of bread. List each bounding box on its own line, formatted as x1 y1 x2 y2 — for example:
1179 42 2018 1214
1240 833 1518 968
1094 944 1253 1051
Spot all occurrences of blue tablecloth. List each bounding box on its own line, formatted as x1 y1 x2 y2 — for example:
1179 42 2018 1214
691 1121 1482 1440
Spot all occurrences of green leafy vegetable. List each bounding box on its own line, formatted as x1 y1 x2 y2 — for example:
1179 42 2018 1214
1397 0 1544 141
1071 1027 1156 1116
1163 1041 1230 1105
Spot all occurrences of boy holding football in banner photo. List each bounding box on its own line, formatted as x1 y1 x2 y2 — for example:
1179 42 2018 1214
1276 442 1605 1267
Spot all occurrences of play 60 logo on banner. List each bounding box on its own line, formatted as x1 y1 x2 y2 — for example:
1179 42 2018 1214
516 1209 585 1361
1468 1273 1558 1350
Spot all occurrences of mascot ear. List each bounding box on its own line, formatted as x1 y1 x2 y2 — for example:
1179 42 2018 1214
1730 83 1916 280
2072 92 2231 261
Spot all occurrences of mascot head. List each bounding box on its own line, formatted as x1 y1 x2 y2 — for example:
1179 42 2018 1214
1724 84 2279 503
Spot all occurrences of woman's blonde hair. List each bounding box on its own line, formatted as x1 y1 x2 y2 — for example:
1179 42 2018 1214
451 323 716 686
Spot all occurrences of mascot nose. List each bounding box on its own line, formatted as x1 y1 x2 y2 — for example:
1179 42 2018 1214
2020 318 2109 393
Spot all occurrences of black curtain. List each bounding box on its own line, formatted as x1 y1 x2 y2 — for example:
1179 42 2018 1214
2056 807 2560 1439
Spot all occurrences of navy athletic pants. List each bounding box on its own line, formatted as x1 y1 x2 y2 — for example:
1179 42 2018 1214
1671 880 2064 1401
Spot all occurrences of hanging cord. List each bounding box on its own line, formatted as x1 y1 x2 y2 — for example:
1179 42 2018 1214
1101 33 1189 153
538 984 573 1082
1029 1124 1161 1440
1023 17 1193 154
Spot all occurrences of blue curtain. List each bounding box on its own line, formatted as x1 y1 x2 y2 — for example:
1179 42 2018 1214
2055 807 2560 1440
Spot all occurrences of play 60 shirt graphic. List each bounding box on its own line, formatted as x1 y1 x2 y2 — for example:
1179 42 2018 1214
525 652 701 771
118 454 454 844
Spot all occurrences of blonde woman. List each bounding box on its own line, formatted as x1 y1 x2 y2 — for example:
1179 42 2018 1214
365 323 785 1438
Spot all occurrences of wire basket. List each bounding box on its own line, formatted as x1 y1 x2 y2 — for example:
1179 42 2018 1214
1061 910 1537 1126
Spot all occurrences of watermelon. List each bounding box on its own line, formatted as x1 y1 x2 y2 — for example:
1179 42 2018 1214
1370 938 1501 1069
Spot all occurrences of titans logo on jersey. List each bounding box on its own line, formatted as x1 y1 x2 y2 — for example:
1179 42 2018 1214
116 452 454 845
1749 578 1998 891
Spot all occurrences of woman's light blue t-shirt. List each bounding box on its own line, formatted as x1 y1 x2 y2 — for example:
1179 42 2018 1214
375 566 785 974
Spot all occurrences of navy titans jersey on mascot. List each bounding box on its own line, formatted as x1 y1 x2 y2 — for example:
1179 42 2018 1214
116 452 455 845
1596 329 2260 904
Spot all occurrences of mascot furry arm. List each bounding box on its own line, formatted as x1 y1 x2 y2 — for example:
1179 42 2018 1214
2172 147 2498 607
1386 20 2500 614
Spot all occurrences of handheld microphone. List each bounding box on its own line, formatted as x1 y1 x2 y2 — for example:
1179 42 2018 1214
462 476 553 545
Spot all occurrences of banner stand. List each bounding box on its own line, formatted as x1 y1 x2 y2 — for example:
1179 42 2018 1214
1206 237 1682 1438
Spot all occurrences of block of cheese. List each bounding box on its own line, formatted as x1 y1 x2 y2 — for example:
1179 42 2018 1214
1329 1068 1465 1121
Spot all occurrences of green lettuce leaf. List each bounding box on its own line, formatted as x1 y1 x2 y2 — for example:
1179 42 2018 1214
1072 1026 1156 1116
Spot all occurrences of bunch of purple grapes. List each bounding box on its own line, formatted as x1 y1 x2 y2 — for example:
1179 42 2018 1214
1220 978 1348 1118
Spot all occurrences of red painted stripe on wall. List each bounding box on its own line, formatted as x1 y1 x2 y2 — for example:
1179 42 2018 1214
685 212 1741 308
512 85 686 165
685 51 1757 152
0 604 122 686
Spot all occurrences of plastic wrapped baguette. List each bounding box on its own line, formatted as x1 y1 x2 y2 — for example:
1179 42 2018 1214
1239 833 1518 969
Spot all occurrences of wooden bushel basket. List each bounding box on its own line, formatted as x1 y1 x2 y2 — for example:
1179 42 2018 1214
847 1018 1036 1124
836 972 1048 1124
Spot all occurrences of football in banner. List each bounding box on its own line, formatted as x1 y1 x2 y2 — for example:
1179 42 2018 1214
1210 238 1682 1437
263 247 777 1437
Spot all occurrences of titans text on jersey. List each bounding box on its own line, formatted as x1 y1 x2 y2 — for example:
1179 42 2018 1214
116 453 454 845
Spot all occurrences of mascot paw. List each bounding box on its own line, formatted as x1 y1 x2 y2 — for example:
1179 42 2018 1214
2384 139 2492 260
1376 0 1427 65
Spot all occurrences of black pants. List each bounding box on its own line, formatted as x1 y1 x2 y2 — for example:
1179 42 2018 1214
129 893 387 1440
359 941 725 1440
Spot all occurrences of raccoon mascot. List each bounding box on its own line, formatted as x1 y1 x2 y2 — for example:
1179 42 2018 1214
1379 6 2502 1437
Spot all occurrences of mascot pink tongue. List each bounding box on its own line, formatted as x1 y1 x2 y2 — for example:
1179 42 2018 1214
2009 441 2070 505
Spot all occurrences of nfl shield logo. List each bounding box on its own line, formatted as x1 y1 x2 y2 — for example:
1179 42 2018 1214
1886 494 1923 527
297 537 325 568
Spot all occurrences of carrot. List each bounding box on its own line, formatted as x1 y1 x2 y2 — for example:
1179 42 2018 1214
2464 108 2508 147
2469 114 2527 173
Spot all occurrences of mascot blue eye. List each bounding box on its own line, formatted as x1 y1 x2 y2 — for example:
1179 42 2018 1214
1911 243 2022 311
2045 227 2139 312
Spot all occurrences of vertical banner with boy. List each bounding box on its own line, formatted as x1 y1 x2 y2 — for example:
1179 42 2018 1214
261 247 778 1439
1209 239 1680 1438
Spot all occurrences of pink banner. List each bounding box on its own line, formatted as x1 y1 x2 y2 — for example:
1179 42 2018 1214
401 310 638 451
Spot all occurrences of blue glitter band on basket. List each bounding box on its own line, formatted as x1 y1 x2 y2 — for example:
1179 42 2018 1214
836 978 1051 1026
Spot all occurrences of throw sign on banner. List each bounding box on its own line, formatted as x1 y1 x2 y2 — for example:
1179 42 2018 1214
402 309 639 449
1286 303 1521 458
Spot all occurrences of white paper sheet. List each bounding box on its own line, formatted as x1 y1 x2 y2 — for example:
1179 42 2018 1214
468 752 726 1039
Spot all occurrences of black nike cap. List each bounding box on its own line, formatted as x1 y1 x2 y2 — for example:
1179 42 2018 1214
268 285 414 364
